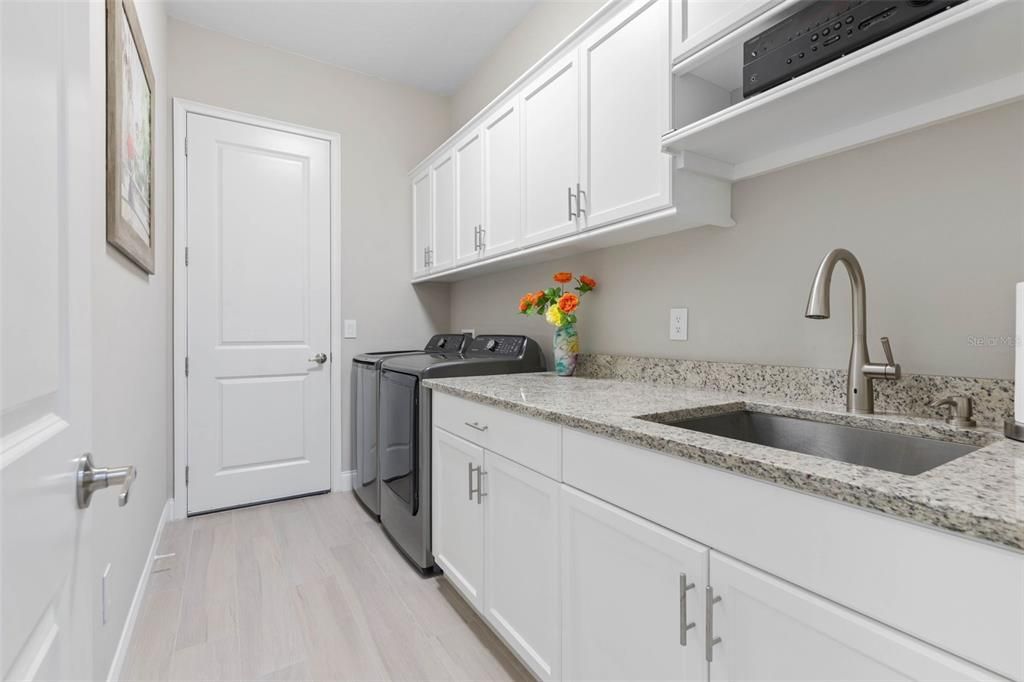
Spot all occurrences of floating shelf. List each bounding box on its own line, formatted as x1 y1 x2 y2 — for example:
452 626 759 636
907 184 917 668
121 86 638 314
663 0 1024 181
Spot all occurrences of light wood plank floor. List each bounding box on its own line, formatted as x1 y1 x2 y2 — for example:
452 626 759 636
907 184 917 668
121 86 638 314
122 492 532 681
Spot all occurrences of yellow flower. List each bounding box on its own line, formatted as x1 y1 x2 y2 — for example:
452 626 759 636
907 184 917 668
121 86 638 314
545 305 567 327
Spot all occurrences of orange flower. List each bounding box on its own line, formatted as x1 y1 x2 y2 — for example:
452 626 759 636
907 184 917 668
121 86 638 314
579 275 597 289
533 290 546 304
558 293 579 314
519 294 531 313
553 272 573 284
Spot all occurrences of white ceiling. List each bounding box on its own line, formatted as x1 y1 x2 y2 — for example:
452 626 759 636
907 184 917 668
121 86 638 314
165 0 540 94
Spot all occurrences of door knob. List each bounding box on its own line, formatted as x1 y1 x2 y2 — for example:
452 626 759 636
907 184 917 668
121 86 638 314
76 453 136 508
309 353 328 364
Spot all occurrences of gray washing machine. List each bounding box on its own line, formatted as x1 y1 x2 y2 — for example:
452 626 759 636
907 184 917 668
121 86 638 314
378 335 545 570
352 333 470 518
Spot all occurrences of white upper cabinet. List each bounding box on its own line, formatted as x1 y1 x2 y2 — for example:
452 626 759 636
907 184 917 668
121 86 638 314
430 151 455 271
481 101 522 258
707 552 997 682
561 485 709 682
431 429 485 610
411 169 431 277
670 0 783 63
520 51 581 247
455 131 484 265
581 0 672 231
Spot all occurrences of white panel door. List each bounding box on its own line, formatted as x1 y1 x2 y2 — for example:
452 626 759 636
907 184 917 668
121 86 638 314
432 429 485 609
455 131 483 265
561 486 708 682
707 552 997 681
581 0 672 231
521 51 581 246
481 101 522 257
1 1 94 679
186 113 332 514
483 452 561 681
430 152 455 271
412 168 432 276
671 0 784 63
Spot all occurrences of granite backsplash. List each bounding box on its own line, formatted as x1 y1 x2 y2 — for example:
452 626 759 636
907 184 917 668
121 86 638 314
576 354 1014 429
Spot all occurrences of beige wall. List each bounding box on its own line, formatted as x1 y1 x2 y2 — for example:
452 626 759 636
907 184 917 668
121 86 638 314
450 0 602 130
167 18 453 473
451 102 1024 380
89 1 173 678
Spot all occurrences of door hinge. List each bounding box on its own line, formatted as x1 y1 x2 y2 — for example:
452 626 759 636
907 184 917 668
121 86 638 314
185 465 189 486
184 356 190 377
184 137 189 156
184 246 189 267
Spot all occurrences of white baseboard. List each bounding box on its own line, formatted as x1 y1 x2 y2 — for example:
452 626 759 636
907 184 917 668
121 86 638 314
333 469 356 492
106 498 172 682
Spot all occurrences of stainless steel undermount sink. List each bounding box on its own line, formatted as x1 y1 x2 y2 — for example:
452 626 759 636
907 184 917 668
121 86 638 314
655 410 977 476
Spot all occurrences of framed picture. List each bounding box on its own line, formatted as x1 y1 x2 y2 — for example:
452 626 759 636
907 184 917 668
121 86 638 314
106 0 155 274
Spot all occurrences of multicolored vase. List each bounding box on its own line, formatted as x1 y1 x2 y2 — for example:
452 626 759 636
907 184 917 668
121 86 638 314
553 324 579 377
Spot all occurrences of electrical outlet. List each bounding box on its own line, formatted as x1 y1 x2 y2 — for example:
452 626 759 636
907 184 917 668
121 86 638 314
670 308 688 341
461 329 475 337
343 320 357 339
102 564 112 625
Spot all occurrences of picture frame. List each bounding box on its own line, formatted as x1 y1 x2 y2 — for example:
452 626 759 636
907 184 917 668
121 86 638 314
106 0 156 274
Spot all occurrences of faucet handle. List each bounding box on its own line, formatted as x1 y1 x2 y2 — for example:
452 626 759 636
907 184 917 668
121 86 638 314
881 337 895 366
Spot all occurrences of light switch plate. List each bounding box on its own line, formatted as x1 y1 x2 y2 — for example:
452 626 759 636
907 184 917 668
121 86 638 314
343 320 357 339
670 308 688 341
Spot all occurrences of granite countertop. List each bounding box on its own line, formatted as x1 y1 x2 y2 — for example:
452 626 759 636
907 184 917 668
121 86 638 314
423 373 1024 551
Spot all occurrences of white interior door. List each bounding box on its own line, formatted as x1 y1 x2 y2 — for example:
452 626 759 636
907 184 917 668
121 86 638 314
1 1 94 679
186 112 332 514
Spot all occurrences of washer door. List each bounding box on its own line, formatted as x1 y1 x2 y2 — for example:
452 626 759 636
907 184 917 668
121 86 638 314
378 369 419 514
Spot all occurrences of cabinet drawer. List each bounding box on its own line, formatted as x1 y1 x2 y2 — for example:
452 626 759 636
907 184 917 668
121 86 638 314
563 428 1024 681
433 392 560 480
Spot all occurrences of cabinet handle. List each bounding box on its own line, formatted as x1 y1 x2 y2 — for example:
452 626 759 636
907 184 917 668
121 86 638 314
477 470 488 504
576 183 587 217
478 226 486 251
679 574 696 646
705 586 722 663
464 421 488 432
468 463 482 500
568 186 577 221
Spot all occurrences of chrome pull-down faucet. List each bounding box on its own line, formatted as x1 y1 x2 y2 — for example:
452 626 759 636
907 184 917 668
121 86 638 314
805 248 901 414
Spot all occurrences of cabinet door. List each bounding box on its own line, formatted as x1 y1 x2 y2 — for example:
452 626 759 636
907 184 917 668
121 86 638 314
521 51 580 247
411 168 431 276
455 131 483 265
483 452 561 681
481 101 521 257
430 151 455 271
708 552 997 681
581 0 672 231
432 428 484 610
561 486 709 682
671 0 783 63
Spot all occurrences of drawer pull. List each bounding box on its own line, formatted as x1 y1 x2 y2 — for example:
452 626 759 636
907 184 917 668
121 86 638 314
679 574 696 646
706 586 722 663
464 421 489 432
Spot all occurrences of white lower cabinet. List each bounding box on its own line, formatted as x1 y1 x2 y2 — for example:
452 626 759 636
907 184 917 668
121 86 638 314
707 552 997 681
561 486 708 682
483 451 561 681
431 424 561 680
432 429 484 610
433 399 1012 682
